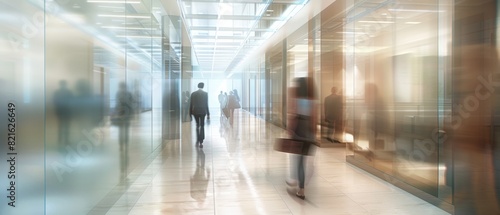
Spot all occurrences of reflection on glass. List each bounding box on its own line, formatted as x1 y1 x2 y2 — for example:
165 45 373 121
268 41 285 127
345 0 444 201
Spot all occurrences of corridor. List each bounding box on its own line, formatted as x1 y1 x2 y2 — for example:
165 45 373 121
96 109 450 215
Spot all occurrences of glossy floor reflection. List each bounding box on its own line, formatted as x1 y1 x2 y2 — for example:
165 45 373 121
103 109 450 215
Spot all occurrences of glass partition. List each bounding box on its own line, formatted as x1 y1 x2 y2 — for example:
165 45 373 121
287 24 309 80
0 1 45 214
267 41 286 127
0 0 175 214
259 56 267 119
344 0 452 201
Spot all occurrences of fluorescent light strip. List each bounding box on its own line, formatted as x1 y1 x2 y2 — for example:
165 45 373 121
88 0 140 3
101 26 155 30
98 14 150 18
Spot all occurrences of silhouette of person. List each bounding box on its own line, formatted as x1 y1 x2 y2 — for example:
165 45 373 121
232 89 240 103
115 82 134 177
324 86 342 143
286 77 317 200
133 80 142 120
53 80 74 146
190 82 210 148
218 91 225 117
73 79 104 130
183 91 191 122
222 92 229 119
227 91 239 125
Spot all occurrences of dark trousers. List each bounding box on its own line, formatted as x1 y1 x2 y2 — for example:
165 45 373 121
118 122 130 145
193 114 206 143
297 155 305 189
326 119 334 138
118 122 130 175
57 117 70 145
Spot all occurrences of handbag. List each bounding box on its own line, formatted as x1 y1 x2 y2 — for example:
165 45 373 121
274 138 315 155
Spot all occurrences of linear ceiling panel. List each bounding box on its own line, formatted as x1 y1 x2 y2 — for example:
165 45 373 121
179 0 309 73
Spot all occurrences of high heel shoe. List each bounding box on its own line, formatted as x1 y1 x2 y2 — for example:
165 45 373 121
295 192 305 200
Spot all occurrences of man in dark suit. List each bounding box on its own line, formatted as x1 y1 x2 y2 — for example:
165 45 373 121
324 86 342 143
190 82 210 148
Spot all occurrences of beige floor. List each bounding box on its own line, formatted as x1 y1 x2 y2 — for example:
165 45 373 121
103 109 450 215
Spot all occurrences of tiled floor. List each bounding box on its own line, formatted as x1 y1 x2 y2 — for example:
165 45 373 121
104 109 450 215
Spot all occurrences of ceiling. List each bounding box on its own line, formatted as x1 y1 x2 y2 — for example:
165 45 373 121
178 0 309 74
44 0 309 75
42 0 448 77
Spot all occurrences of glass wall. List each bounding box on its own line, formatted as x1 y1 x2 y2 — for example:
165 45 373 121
452 0 500 214
0 0 177 214
0 1 45 214
317 2 347 145
344 0 452 205
267 41 286 127
241 56 265 118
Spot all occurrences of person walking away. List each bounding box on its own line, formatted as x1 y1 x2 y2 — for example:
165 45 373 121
115 82 134 178
227 91 240 125
183 91 191 122
190 82 210 148
53 80 74 147
218 91 225 117
324 86 342 143
233 89 240 103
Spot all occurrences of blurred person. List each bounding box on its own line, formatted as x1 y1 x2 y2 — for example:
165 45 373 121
190 82 210 148
232 89 240 102
133 80 142 120
218 91 225 117
227 91 240 125
183 91 191 122
53 80 74 146
74 79 103 128
222 92 229 119
324 86 342 143
286 77 318 199
115 82 134 177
